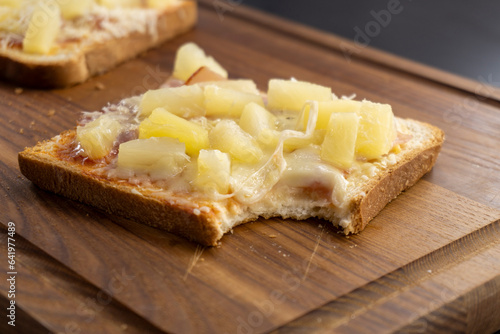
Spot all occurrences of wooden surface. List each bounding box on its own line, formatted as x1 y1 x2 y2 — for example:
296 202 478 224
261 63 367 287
1 2 500 333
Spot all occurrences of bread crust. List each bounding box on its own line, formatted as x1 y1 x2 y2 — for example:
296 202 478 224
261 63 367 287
349 121 444 233
0 2 197 89
18 119 444 246
18 133 224 246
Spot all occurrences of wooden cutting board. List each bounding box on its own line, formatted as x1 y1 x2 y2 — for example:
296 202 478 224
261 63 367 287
1 2 500 333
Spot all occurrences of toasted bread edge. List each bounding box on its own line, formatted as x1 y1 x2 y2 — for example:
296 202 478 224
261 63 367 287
0 1 197 89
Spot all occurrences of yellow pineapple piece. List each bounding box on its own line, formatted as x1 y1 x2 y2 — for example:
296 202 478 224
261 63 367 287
58 0 92 19
209 120 263 163
355 101 396 159
204 85 264 118
0 0 20 8
0 8 13 26
196 80 259 95
267 79 332 112
239 102 277 141
321 112 359 169
139 108 209 156
173 43 228 81
76 114 122 160
98 0 142 8
23 3 61 55
139 85 204 118
117 137 189 179
146 0 178 10
316 100 362 129
195 149 231 194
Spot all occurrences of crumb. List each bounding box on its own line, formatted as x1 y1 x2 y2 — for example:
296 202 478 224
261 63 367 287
95 82 106 90
120 324 128 330
14 88 23 95
19 128 24 134
200 258 205 261
269 234 277 238
67 96 73 101
7 102 12 106
30 121 35 128
427 269 432 273
47 109 56 117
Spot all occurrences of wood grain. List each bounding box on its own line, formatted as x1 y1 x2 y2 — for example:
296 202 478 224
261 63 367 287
0 3 499 334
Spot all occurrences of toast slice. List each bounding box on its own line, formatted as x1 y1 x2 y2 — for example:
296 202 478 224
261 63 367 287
0 0 196 88
18 43 444 246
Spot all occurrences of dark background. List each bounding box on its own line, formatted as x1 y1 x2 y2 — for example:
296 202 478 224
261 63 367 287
243 0 500 87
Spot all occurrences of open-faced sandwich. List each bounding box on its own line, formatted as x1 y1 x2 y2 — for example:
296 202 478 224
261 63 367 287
19 43 445 245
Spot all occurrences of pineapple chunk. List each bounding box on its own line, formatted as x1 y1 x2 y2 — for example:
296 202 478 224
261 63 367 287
239 102 277 138
196 80 259 95
0 8 12 25
139 85 204 118
267 79 332 112
0 0 20 8
314 100 362 130
173 43 228 81
59 0 92 19
355 101 396 159
321 112 359 169
139 108 209 156
239 102 277 143
298 100 362 130
146 0 178 10
204 85 264 118
23 3 61 55
98 0 142 8
195 149 231 194
209 120 263 163
117 137 189 179
77 114 122 160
